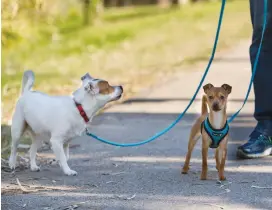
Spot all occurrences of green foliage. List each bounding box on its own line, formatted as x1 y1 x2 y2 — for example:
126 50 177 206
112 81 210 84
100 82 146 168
2 0 251 124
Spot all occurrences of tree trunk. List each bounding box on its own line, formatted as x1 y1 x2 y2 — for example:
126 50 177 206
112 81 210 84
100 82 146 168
191 0 210 3
109 0 118 6
83 0 90 25
171 0 179 6
158 0 170 7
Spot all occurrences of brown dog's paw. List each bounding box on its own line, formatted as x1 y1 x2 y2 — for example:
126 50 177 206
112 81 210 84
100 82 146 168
181 166 189 174
219 176 226 181
200 173 207 180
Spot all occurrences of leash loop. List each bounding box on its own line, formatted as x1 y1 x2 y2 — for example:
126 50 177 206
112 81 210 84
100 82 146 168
86 0 226 147
86 0 268 147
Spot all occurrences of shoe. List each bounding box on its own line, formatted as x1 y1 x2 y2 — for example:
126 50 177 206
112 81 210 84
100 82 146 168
237 134 272 159
237 129 260 150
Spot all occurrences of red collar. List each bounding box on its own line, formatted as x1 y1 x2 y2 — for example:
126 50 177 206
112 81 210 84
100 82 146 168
74 101 89 123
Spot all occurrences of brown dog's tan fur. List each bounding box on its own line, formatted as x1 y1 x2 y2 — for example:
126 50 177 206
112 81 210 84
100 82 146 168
181 83 232 181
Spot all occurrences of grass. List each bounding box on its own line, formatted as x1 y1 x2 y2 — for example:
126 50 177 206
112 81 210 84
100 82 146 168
2 0 252 125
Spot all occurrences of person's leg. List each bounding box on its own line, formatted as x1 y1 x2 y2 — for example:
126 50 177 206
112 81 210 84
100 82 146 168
237 0 272 158
251 0 272 121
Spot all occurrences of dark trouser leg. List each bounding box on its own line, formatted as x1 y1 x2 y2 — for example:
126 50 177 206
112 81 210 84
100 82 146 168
250 0 272 136
237 0 272 158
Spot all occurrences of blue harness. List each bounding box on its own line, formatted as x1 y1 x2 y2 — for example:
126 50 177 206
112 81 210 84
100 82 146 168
201 117 229 149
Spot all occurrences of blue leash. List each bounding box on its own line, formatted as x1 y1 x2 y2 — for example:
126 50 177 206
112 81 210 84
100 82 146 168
86 0 226 147
86 0 267 147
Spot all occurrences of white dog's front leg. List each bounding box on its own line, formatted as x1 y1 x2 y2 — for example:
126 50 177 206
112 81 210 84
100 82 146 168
50 138 77 176
63 143 69 160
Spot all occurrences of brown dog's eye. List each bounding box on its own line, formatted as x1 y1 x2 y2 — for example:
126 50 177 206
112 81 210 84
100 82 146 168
220 95 225 100
209 96 214 100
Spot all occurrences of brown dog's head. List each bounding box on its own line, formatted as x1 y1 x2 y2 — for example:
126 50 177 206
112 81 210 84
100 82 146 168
203 83 232 112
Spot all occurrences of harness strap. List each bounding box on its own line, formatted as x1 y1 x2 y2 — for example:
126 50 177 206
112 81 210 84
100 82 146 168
201 117 229 148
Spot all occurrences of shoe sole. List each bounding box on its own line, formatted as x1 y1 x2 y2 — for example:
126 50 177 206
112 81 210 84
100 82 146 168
237 148 272 159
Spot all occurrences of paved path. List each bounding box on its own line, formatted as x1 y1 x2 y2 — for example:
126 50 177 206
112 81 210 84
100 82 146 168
2 41 272 210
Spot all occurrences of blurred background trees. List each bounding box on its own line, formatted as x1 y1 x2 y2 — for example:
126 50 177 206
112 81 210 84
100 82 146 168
1 0 249 125
1 0 217 47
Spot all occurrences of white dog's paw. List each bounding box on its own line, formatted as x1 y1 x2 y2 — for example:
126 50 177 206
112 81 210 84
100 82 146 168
30 165 40 172
9 158 16 170
64 169 77 176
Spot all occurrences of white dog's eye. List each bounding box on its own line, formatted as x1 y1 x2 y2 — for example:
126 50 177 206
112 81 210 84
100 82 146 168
84 82 99 95
85 83 93 91
89 83 94 90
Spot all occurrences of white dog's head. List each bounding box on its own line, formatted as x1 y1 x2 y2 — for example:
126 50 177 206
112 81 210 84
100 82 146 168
73 73 123 107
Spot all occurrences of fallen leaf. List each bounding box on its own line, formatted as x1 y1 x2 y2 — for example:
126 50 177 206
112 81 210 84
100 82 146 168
112 163 118 167
106 181 116 184
42 207 54 210
62 204 79 210
16 178 38 193
203 203 224 209
111 172 127 176
251 185 272 189
116 194 136 200
86 183 98 188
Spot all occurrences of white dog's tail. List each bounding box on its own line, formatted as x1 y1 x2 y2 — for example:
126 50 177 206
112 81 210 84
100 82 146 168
21 70 35 95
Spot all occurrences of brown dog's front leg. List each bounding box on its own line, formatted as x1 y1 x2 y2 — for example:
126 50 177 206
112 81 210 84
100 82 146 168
182 127 201 174
181 136 195 174
218 148 227 181
182 117 203 175
215 148 220 171
201 139 209 180
182 153 191 174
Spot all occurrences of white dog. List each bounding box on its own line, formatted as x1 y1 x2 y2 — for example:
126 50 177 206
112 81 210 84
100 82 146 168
9 70 123 175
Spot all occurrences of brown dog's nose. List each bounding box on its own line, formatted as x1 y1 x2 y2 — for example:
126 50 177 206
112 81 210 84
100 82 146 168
119 86 123 92
212 103 220 111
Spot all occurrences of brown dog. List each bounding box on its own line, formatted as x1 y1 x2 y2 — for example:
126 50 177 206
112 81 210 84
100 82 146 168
182 83 232 180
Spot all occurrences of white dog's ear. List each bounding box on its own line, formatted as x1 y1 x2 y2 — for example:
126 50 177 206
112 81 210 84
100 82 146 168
81 73 93 81
84 81 99 95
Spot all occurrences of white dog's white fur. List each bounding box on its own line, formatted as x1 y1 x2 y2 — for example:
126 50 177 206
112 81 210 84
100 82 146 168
9 70 123 175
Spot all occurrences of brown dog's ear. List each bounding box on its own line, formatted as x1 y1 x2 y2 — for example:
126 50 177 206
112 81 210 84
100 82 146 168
203 83 214 94
221 84 232 94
